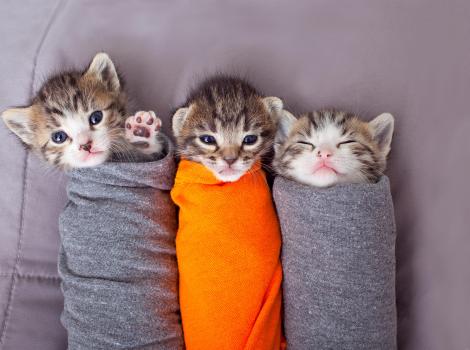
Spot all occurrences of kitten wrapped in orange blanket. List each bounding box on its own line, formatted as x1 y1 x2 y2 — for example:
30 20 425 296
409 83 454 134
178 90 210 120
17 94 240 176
171 160 282 350
170 76 284 350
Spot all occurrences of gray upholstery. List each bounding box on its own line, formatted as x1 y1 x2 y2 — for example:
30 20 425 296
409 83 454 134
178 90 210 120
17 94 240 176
0 1 469 349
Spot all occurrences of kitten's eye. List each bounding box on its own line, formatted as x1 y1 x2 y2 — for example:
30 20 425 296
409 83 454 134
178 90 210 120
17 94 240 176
89 111 103 126
337 140 356 147
242 135 258 145
297 141 315 150
199 135 217 145
51 131 68 144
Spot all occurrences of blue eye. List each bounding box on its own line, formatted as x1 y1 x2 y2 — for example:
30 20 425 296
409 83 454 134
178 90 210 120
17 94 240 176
51 131 68 144
199 135 216 145
243 135 258 145
89 111 103 125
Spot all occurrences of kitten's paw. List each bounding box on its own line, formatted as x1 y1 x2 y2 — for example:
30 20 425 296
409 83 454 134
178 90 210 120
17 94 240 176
125 111 162 155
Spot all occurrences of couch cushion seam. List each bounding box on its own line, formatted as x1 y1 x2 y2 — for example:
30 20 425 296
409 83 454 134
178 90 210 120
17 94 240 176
0 0 68 344
0 273 61 282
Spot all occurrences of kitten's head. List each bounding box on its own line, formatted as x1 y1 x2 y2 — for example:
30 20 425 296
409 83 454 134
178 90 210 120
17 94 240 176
1 53 127 169
172 76 283 182
273 109 394 187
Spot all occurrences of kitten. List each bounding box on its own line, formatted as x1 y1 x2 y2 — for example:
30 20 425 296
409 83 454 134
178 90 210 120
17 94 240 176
1 53 163 169
172 75 284 182
273 109 394 187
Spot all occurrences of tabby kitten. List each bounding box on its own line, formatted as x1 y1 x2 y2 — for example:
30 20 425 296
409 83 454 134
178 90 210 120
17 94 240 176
172 75 284 182
1 53 163 169
273 109 394 187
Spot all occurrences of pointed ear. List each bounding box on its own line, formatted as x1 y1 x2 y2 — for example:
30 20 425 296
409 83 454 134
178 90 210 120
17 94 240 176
2 107 36 145
84 52 120 91
369 113 394 156
274 110 297 153
172 107 190 137
262 96 284 117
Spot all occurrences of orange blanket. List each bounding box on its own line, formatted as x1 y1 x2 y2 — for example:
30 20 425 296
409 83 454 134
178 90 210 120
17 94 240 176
171 160 283 350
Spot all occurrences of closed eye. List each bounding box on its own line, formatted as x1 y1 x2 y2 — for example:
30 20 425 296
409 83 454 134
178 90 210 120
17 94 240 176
296 141 315 150
337 140 356 147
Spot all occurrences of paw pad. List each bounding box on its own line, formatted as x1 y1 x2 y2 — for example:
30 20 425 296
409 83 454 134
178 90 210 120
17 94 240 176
125 111 162 153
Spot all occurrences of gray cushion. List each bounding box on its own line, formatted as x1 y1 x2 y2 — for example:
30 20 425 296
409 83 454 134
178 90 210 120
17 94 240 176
0 1 469 349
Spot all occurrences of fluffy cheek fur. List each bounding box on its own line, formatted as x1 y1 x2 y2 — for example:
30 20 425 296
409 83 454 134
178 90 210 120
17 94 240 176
197 149 260 183
184 132 268 182
172 77 282 182
1 53 128 169
278 145 368 187
58 129 111 169
42 109 122 169
273 110 394 187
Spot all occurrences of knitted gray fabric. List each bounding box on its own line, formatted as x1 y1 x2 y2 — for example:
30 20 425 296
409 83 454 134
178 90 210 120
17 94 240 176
58 142 184 350
273 176 397 350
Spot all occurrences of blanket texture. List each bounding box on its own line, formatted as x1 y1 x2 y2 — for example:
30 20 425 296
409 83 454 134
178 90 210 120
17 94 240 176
273 176 397 350
171 160 283 350
58 143 184 350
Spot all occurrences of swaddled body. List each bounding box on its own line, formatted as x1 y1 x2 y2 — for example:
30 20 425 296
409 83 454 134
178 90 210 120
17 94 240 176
172 160 282 350
273 109 397 349
1 53 184 349
60 143 183 349
171 76 284 350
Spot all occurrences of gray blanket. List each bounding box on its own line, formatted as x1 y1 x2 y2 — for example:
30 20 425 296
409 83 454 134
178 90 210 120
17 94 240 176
58 142 183 350
273 176 397 350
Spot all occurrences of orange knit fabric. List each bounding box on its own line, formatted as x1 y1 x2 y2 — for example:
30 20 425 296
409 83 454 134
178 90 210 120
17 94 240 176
171 160 283 350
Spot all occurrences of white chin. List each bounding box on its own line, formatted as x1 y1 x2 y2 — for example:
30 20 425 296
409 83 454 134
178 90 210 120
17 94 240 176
73 152 109 168
297 171 339 188
211 169 245 183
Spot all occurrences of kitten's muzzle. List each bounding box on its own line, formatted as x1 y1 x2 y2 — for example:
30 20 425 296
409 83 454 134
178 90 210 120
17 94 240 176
223 156 238 166
316 147 333 159
79 140 93 152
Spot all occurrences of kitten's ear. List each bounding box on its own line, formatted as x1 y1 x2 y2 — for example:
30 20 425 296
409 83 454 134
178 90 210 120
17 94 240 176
274 110 297 153
369 113 394 156
262 97 284 117
172 107 190 137
84 52 120 91
1 107 35 145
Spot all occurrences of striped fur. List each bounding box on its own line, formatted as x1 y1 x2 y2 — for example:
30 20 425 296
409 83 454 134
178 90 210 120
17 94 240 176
172 75 283 182
273 109 394 187
1 53 128 169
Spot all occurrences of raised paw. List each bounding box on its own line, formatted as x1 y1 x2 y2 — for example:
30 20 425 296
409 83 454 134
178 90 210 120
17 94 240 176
125 111 163 155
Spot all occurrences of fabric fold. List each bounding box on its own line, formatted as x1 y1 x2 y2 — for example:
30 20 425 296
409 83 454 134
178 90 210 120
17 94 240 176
171 160 283 350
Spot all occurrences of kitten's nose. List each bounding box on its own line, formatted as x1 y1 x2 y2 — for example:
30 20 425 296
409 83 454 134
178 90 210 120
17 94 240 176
79 140 93 152
317 148 333 159
223 156 238 166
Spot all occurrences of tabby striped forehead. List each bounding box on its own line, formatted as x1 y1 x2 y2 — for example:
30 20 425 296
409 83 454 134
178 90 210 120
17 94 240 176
273 109 388 184
187 77 270 132
295 110 355 137
34 71 125 124
178 76 276 143
175 76 278 163
190 100 272 135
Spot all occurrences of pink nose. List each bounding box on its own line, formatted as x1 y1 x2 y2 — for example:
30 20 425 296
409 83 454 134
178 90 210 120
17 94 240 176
79 140 93 152
317 148 333 159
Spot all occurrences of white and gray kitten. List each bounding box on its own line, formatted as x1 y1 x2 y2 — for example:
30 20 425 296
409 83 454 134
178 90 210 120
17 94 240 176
172 75 284 182
1 53 163 169
273 109 394 187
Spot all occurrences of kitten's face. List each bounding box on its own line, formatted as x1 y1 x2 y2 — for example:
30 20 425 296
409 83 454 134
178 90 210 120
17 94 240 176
273 110 394 187
1 53 126 169
172 77 282 182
